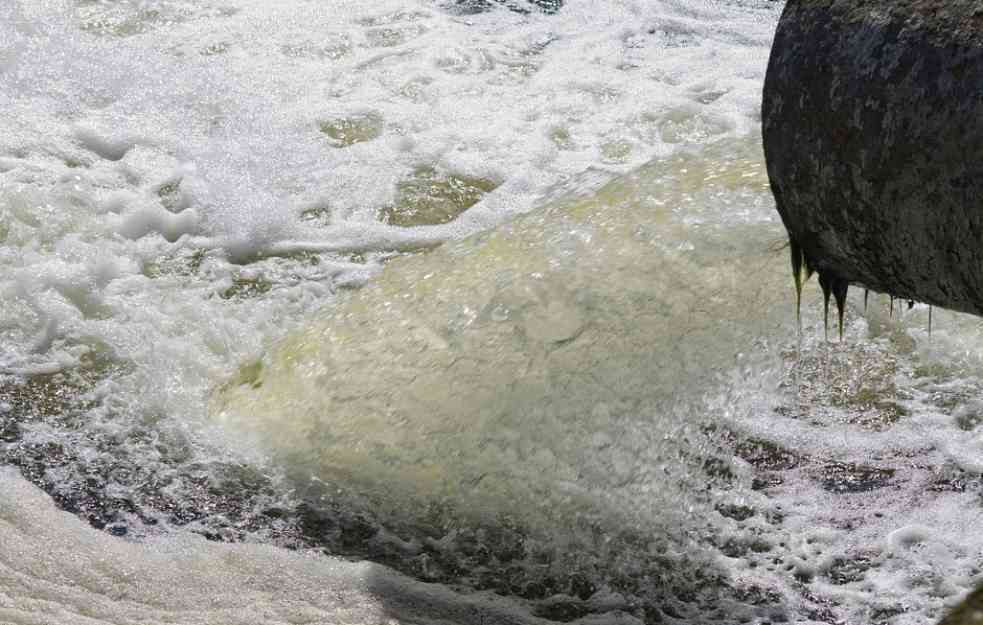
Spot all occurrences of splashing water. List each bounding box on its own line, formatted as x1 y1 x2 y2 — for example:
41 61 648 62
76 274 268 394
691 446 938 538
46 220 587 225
2 1 982 624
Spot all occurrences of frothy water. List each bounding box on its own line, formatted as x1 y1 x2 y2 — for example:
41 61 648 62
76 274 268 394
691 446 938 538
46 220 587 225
2 1 982 624
212 138 793 619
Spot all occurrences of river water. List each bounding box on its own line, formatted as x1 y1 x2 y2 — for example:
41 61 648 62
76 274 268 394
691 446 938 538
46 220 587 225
1 1 982 624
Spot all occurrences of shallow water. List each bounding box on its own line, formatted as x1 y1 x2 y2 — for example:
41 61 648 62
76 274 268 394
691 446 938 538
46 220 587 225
1 1 982 624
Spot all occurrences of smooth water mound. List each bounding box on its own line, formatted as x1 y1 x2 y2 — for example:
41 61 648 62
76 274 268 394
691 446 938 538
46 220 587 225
213 142 791 543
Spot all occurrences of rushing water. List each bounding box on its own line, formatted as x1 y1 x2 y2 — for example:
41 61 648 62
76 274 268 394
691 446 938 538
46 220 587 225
1 1 982 624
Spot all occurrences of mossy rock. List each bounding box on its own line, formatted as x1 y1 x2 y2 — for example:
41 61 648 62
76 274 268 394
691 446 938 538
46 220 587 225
938 586 983 624
318 113 383 147
379 166 499 227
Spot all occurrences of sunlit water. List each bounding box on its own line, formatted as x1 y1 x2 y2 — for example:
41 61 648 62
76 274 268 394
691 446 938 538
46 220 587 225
1 1 982 624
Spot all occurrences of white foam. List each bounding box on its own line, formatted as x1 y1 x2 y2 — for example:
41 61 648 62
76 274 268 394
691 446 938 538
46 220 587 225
0 0 783 496
716 298 983 623
16 1 983 623
0 467 573 625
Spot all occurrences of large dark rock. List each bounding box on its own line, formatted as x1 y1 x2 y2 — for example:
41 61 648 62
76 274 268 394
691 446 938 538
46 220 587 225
939 586 983 625
763 0 983 317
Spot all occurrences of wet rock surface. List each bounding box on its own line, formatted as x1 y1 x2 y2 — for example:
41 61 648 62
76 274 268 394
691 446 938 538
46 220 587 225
448 0 563 15
0 371 301 545
0 369 739 624
4 329 983 624
763 7 983 614
763 0 983 316
710 326 983 623
939 585 983 625
3 357 885 625
818 461 895 494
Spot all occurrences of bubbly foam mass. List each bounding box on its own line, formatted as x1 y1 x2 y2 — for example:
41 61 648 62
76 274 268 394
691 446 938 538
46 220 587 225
0 467 562 625
3 0 983 623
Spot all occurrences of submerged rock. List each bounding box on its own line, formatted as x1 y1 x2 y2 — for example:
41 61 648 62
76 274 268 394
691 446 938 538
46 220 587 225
763 0 983 317
939 586 983 625
448 0 563 15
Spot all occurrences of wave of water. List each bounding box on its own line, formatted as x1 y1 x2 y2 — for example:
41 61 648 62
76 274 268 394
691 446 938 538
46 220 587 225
2 1 982 624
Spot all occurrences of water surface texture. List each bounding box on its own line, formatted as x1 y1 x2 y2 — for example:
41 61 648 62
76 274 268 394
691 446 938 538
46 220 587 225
1 1 982 624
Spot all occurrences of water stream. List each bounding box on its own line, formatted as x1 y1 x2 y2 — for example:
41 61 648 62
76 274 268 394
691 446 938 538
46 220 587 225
1 1 981 624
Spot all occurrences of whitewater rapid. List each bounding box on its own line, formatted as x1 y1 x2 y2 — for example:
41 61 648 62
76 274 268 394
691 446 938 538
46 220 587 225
2 1 982 624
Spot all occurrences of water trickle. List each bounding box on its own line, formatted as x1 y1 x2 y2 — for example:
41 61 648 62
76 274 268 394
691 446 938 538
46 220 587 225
832 277 848 341
818 271 832 341
790 238 804 326
789 237 814 329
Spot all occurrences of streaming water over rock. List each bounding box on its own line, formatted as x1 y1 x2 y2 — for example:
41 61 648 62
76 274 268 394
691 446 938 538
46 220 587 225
211 139 796 619
213 138 787 532
2 0 982 624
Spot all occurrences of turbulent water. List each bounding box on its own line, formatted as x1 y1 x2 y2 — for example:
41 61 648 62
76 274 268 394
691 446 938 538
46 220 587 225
1 1 982 624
